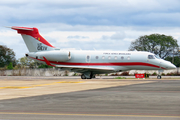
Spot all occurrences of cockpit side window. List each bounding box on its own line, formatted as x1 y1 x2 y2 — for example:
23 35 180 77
148 55 155 59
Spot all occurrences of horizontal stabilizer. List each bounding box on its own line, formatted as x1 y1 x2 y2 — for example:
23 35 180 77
11 26 33 31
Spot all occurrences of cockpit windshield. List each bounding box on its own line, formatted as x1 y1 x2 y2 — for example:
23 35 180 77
148 55 161 59
148 55 155 59
154 55 161 59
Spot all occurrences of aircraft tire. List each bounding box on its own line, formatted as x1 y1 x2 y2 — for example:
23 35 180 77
87 74 93 79
81 74 86 79
157 75 161 79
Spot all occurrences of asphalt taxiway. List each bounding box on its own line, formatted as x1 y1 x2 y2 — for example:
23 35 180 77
0 76 179 120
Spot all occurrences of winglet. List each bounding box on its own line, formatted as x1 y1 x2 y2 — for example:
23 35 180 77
43 56 56 67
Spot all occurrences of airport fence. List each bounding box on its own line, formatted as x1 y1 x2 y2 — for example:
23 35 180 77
0 68 179 76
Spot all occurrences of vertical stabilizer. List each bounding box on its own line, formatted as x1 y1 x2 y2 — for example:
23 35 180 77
11 26 55 52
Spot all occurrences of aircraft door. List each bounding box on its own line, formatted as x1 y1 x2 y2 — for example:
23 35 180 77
159 61 164 70
86 55 91 63
159 61 162 69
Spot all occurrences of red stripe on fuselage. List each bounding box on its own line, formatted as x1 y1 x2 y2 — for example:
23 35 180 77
29 56 165 69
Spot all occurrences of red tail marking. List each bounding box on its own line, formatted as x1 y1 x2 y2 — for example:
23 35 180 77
12 26 55 48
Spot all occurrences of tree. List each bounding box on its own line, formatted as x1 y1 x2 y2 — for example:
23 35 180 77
38 64 53 68
18 57 35 68
7 62 13 70
0 45 16 68
165 56 180 67
129 34 179 59
18 57 54 69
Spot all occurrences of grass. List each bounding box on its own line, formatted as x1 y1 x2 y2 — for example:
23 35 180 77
114 76 126 79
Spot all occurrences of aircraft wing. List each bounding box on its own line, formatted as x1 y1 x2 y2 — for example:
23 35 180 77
55 65 115 73
43 56 115 73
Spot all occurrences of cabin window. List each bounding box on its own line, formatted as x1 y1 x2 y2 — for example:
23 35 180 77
108 56 111 59
96 56 99 59
148 55 155 59
102 56 105 59
114 56 117 60
127 56 130 60
87 55 90 59
121 56 124 60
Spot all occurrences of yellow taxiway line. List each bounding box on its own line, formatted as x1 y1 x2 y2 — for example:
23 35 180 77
0 81 84 89
0 112 179 118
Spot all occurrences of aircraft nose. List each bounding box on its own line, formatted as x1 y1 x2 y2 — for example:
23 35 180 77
164 61 176 69
170 63 176 69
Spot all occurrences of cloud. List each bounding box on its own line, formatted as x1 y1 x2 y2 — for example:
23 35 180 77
1 0 180 27
0 30 28 59
111 32 126 40
102 32 125 41
67 35 89 39
1 0 180 59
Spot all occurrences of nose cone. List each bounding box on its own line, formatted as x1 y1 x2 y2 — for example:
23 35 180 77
169 63 176 69
164 61 176 69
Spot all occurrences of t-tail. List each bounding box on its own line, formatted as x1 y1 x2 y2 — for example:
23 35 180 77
11 26 55 52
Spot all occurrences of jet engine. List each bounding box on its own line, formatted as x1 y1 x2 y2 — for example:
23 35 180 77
33 50 71 62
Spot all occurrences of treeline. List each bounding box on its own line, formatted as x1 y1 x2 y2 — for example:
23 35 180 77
129 34 180 67
0 45 52 70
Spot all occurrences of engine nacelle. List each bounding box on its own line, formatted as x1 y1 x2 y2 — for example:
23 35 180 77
34 50 71 62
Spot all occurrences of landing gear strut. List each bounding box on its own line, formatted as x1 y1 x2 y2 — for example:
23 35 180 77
157 70 163 79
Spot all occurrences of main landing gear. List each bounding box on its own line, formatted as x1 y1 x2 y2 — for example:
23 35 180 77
81 74 87 79
81 73 94 79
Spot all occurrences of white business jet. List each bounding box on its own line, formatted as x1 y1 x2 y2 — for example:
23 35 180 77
11 26 176 79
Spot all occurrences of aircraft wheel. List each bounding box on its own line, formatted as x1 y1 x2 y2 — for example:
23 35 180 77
81 74 86 79
87 74 93 79
157 75 161 79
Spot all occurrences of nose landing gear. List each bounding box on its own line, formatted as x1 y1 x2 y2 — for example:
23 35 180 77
157 70 163 79
157 75 161 79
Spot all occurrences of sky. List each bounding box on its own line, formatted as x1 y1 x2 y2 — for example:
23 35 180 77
1 0 180 59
